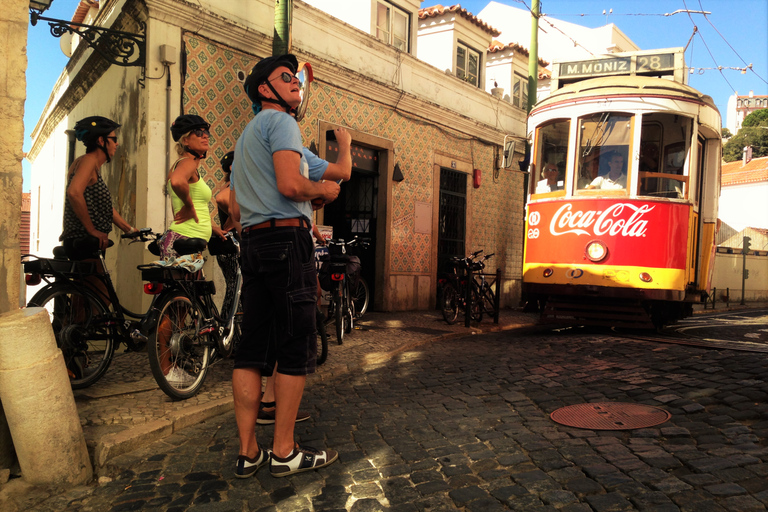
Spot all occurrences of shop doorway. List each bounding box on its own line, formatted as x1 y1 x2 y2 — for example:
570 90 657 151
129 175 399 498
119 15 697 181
321 142 379 310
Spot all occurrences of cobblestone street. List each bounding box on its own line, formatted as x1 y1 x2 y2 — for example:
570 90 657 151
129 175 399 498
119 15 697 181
6 311 768 511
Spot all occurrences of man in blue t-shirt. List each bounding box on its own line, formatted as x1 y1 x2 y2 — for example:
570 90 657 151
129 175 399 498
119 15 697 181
230 54 351 479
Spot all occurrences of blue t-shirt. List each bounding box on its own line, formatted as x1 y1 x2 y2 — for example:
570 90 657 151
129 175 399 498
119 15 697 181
232 109 329 227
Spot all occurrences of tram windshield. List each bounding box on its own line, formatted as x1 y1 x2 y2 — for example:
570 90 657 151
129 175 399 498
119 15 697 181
577 113 631 191
530 111 693 199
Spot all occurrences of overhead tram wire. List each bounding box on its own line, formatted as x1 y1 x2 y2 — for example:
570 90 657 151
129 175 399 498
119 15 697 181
681 0 736 94
696 0 767 85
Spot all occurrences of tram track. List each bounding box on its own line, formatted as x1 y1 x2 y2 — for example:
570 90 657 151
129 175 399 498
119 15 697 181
611 309 768 353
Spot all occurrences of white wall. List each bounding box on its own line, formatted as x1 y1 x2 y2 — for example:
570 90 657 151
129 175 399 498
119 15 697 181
719 183 768 231
712 252 768 302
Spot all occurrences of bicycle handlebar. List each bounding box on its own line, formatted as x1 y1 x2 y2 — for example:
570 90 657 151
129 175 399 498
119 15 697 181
121 227 161 243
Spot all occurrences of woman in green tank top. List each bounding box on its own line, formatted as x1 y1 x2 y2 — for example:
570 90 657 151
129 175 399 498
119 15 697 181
159 115 225 258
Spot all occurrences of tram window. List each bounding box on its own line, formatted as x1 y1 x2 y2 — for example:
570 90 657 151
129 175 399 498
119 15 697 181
576 113 631 191
532 119 569 195
637 114 692 199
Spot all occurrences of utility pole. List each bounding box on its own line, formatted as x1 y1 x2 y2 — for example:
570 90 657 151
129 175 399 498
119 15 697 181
740 236 751 305
273 0 292 56
526 0 539 115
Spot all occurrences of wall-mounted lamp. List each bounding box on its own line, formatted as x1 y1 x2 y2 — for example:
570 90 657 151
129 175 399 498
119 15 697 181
29 0 146 70
392 162 405 182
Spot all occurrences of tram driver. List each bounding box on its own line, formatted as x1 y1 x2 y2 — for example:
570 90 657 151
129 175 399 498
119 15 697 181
585 152 626 190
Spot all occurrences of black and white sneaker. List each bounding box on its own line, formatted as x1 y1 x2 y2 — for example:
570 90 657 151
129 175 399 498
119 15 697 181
270 444 338 477
235 445 271 478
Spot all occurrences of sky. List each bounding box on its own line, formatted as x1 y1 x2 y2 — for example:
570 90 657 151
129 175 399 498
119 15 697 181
22 0 768 192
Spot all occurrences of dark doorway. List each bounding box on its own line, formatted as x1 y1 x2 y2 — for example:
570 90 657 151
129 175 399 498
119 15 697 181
437 168 467 276
322 141 379 310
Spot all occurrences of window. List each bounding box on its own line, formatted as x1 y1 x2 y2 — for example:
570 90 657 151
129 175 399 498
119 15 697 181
512 73 528 109
532 119 570 195
456 42 480 87
575 113 632 192
375 1 409 51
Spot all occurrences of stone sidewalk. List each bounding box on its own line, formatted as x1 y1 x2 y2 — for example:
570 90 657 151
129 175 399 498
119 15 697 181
74 308 541 473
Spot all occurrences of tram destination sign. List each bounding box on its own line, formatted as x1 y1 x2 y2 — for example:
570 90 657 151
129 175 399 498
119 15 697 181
557 52 676 79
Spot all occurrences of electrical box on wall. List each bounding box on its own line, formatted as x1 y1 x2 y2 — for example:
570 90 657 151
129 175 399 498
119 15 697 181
159 45 177 65
473 168 481 188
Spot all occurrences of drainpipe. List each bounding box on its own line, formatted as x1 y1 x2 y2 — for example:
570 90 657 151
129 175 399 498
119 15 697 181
273 0 292 55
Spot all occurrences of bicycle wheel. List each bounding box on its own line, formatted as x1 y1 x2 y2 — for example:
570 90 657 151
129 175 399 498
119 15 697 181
351 277 369 319
334 285 345 345
471 286 483 322
481 282 496 319
316 307 328 366
148 292 211 400
440 282 459 325
28 284 115 389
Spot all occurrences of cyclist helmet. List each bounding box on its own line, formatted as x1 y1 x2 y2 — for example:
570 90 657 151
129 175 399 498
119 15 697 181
170 114 210 142
73 116 121 162
220 151 234 174
243 54 298 114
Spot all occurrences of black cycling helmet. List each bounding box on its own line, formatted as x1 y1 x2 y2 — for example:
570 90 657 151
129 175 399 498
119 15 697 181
170 114 210 142
220 151 234 174
74 116 120 162
243 54 298 114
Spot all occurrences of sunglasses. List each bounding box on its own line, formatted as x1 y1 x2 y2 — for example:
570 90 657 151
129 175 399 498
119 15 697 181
191 128 210 137
267 72 301 86
106 136 118 143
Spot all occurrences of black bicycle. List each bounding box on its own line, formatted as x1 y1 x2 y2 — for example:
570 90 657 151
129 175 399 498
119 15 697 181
23 229 162 389
440 250 497 325
141 232 242 400
319 237 370 344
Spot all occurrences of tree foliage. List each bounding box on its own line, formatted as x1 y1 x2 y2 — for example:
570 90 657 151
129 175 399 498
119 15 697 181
722 108 768 162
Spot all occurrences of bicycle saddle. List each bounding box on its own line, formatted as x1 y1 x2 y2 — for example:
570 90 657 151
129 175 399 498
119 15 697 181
173 237 207 256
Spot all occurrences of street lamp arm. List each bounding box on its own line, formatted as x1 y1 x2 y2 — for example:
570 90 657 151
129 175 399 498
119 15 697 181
665 9 712 16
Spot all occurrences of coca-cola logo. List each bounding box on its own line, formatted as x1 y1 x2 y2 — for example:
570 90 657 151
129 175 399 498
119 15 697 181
549 203 655 237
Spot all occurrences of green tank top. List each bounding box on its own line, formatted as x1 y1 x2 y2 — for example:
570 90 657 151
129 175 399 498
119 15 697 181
167 159 212 240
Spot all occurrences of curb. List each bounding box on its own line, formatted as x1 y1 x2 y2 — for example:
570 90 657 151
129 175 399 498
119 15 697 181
93 397 234 470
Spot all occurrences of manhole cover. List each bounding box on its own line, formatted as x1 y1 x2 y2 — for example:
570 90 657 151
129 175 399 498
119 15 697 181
550 402 670 430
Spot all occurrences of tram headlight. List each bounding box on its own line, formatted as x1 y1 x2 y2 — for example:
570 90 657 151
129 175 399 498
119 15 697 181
543 268 554 278
639 272 653 283
585 240 608 262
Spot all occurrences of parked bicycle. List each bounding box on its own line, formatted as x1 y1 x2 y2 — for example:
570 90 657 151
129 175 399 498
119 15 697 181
141 232 242 400
23 229 163 389
440 250 497 325
318 236 370 344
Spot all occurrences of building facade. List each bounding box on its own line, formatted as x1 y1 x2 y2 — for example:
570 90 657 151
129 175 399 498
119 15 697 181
28 0 537 313
726 91 768 134
719 155 768 231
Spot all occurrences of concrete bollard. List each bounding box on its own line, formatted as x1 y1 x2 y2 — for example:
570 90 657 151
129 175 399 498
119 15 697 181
0 308 92 486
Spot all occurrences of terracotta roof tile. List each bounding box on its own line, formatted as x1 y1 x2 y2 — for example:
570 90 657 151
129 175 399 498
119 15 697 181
722 155 768 186
489 39 549 67
419 4 501 37
72 1 99 25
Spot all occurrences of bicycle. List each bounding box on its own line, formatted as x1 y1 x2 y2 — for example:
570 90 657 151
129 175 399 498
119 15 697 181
319 237 370 345
23 229 163 389
439 250 491 325
472 253 498 322
141 231 243 400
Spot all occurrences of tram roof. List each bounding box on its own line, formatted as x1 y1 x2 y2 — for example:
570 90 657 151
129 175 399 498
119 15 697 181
533 76 718 113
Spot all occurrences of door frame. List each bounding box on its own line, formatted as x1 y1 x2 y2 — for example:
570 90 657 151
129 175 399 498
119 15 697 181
318 121 394 310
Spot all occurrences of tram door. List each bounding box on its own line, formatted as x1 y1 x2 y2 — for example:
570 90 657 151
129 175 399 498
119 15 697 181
322 142 379 310
437 168 467 276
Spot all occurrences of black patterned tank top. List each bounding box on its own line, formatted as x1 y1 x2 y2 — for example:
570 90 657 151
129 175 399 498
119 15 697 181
61 171 113 239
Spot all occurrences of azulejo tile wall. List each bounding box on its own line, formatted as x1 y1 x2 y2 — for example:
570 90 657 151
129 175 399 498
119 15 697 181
182 33 522 279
